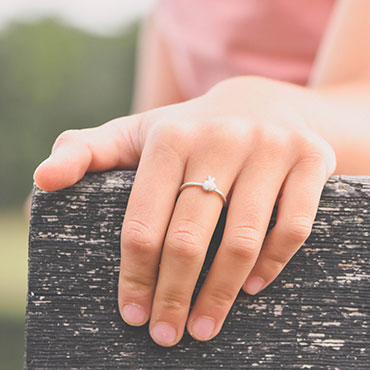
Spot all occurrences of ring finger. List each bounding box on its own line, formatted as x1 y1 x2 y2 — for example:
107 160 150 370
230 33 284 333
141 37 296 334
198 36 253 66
243 155 330 294
148 156 239 347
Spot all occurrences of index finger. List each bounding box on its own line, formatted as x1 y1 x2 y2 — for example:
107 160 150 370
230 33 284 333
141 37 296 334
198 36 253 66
118 132 186 327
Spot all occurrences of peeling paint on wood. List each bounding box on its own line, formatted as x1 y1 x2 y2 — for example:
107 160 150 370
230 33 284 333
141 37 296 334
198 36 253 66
25 172 370 369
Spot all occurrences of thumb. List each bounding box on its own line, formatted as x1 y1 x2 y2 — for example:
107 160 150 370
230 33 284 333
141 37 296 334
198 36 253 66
33 114 144 191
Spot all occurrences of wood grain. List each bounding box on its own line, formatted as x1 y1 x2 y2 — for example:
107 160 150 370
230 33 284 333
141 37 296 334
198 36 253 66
25 171 370 369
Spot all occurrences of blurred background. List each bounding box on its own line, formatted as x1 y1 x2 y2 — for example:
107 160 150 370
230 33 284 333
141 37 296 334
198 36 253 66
0 1 155 368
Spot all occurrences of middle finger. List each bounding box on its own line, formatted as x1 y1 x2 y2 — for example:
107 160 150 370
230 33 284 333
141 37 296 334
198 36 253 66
187 157 292 341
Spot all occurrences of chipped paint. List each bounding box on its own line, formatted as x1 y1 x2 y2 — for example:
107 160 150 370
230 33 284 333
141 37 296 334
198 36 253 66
25 173 370 368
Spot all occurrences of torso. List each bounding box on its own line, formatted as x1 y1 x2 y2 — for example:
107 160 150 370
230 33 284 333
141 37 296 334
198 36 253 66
155 0 336 99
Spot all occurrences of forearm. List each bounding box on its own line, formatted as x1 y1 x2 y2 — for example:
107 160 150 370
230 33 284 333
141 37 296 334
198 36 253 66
303 79 370 175
131 13 185 113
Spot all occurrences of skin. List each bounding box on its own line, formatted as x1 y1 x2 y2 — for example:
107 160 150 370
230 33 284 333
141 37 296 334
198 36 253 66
34 18 370 348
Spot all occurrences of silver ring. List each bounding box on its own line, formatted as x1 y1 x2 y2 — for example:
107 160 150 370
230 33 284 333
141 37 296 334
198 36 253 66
179 176 227 204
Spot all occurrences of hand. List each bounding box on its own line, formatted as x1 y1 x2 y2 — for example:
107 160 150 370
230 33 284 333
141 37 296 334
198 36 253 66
34 76 336 347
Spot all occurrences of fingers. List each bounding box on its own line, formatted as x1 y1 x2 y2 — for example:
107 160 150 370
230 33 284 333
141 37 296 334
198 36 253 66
147 155 238 346
186 160 288 341
243 155 329 295
33 115 143 191
118 136 185 327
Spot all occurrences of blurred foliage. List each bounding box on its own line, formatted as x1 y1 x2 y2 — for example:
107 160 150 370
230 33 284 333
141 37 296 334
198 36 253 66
0 19 139 369
0 209 28 370
0 18 138 207
0 210 28 317
0 317 24 370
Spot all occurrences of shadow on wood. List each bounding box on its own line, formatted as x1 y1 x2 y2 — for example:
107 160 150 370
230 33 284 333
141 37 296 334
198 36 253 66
25 171 370 369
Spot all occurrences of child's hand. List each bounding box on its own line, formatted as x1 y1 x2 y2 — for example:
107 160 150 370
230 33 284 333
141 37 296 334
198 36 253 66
34 76 336 347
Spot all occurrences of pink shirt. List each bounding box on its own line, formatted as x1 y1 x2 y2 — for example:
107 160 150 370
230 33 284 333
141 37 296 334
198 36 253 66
155 0 336 99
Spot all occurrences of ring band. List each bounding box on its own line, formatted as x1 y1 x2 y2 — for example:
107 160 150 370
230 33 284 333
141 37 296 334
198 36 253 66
179 176 227 204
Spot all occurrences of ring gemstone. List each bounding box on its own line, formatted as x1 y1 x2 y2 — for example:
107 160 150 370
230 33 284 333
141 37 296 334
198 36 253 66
202 176 217 191
179 175 226 204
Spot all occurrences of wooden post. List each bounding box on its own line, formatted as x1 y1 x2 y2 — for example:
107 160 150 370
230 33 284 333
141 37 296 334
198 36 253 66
25 171 370 369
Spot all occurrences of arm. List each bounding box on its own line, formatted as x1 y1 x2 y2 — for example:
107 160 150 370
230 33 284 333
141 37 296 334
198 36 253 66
307 76 370 175
131 13 185 113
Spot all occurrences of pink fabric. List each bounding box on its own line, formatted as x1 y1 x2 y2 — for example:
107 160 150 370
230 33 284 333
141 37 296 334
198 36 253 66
155 0 336 99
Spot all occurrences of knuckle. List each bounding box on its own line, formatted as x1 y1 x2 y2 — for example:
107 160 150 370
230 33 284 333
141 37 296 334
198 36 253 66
120 268 155 295
198 119 240 143
148 123 187 163
167 231 201 260
323 144 337 175
166 221 205 259
159 291 188 312
280 216 313 243
225 242 258 260
300 151 326 168
296 143 336 178
53 129 79 147
153 140 184 164
122 219 157 254
224 224 261 259
206 286 235 308
251 126 294 161
265 251 286 268
151 119 187 143
298 133 331 163
261 127 292 149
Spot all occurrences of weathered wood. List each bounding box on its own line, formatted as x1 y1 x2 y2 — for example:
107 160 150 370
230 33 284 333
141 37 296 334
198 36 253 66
25 171 370 369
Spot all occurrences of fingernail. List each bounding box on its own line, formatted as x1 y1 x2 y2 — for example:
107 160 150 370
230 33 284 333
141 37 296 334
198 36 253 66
245 276 265 295
191 316 215 340
151 322 177 346
121 304 147 325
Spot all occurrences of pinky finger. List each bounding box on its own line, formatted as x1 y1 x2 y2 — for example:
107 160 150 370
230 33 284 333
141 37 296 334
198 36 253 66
243 157 330 295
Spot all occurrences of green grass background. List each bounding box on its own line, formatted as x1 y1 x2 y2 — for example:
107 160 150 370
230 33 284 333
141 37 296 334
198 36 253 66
0 210 29 369
0 17 138 369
